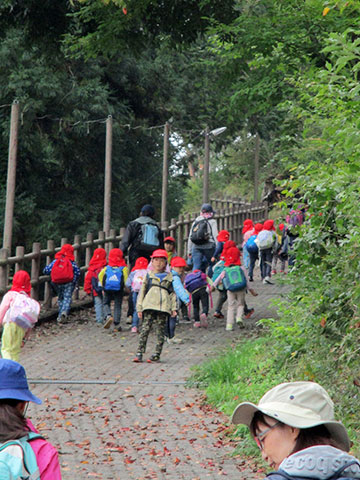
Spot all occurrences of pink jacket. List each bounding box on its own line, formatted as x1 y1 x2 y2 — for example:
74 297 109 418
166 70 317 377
27 419 62 479
0 291 18 324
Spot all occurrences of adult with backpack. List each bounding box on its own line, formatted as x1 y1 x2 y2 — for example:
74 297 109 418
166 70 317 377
212 247 257 330
188 203 218 273
0 359 61 479
43 243 80 323
0 271 40 361
120 204 164 269
256 220 278 284
231 381 359 480
98 248 128 331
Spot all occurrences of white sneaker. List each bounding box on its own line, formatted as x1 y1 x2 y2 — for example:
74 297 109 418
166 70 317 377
264 276 274 284
225 324 233 331
167 337 183 344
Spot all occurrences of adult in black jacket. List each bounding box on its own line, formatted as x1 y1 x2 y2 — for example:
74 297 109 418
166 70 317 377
120 205 164 269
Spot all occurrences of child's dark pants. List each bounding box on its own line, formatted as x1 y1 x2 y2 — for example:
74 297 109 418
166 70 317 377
192 286 209 323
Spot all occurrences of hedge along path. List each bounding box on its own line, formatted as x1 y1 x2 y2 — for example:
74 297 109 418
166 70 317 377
20 276 286 479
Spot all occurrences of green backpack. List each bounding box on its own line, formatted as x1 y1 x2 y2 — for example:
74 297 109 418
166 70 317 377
0 432 43 480
223 266 247 292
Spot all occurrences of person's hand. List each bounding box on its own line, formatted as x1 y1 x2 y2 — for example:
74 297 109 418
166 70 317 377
211 256 215 263
211 286 215 292
186 302 190 307
138 311 143 319
171 310 177 317
188 253 192 258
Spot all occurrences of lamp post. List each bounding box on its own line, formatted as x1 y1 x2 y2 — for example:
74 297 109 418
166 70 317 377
202 126 227 203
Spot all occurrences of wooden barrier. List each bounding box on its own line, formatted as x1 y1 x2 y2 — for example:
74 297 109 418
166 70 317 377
0 200 268 305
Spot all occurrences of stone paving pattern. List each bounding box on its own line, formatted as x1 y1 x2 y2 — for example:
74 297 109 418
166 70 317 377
20 273 289 480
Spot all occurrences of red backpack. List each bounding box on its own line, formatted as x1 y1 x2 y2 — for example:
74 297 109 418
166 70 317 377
51 256 74 284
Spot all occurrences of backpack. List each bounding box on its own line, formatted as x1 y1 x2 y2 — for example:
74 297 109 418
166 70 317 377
245 234 258 253
104 266 124 291
212 262 225 283
223 266 247 292
184 271 207 293
0 432 43 480
139 223 160 251
131 269 147 293
144 274 174 296
9 293 40 330
190 219 212 245
50 256 74 284
256 230 275 250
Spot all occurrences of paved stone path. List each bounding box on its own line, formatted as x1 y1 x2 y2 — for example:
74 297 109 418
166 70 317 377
20 273 289 480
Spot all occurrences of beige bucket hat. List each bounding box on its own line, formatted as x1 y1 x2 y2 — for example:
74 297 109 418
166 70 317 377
231 381 350 452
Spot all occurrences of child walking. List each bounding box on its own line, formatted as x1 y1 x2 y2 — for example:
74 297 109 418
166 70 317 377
212 240 236 319
125 257 149 333
98 248 128 331
163 236 177 264
43 243 80 323
168 256 190 344
0 359 61 479
133 249 176 363
0 271 40 361
212 247 257 331
84 248 107 324
184 269 212 328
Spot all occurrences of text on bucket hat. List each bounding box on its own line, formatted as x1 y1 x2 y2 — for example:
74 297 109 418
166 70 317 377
231 381 350 451
151 249 168 259
0 359 42 404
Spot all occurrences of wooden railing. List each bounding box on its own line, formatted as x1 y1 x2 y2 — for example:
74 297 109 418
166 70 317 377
0 200 267 306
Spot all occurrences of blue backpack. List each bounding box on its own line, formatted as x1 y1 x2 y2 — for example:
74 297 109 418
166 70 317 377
104 266 124 291
140 223 160 251
223 266 247 292
184 271 207 293
0 432 43 480
212 261 225 290
246 234 258 253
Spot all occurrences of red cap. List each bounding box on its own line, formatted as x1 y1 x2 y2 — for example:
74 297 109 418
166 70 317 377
151 249 168 259
164 236 176 244
217 230 230 242
279 223 285 231
171 256 187 268
263 219 275 231
254 223 263 234
132 257 149 271
224 247 241 267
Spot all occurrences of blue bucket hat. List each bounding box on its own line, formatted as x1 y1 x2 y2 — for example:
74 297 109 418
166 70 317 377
0 359 42 404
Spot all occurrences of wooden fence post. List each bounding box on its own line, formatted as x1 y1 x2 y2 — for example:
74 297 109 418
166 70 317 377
109 229 116 250
85 233 93 267
31 243 41 300
15 246 24 272
177 214 184 257
44 240 54 308
0 248 9 295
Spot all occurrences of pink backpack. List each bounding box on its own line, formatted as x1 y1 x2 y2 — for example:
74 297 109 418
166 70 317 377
131 269 147 293
9 293 40 329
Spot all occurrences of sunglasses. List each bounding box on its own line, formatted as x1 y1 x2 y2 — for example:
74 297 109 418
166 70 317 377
254 421 280 450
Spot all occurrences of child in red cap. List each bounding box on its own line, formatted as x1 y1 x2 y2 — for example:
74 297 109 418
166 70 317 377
0 271 40 361
98 248 128 330
168 256 190 343
134 249 177 363
125 257 149 333
84 248 107 324
212 247 257 331
164 236 177 264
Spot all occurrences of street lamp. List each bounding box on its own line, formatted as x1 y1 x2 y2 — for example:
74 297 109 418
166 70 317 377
203 126 227 203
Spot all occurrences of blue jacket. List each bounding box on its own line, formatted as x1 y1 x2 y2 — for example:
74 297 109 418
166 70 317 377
171 270 190 304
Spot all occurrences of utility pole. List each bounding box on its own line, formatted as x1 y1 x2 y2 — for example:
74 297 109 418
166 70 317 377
103 115 113 236
203 126 210 204
254 132 260 203
3 100 20 254
161 121 170 227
